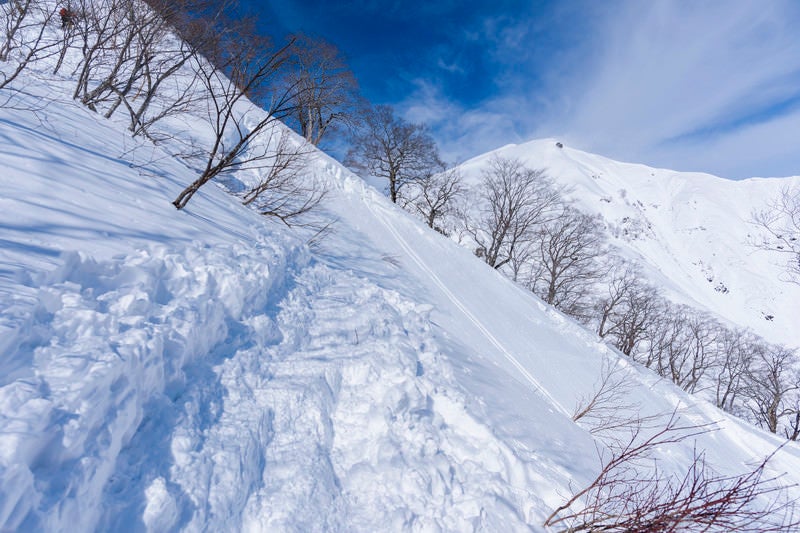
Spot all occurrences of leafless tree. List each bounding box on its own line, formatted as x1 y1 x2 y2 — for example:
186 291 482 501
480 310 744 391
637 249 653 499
714 328 756 413
524 205 607 319
345 103 443 204
545 413 798 532
281 33 358 146
0 0 59 90
572 358 645 437
401 167 463 234
84 0 148 110
462 156 562 270
596 263 638 339
752 186 800 284
113 0 228 138
172 28 299 209
98 0 180 117
238 128 324 226
69 0 131 105
784 400 800 441
641 305 721 394
743 343 799 434
595 262 661 358
679 312 723 394
63 0 207 125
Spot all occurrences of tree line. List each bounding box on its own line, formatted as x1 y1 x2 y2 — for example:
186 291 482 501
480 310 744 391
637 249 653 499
1 0 362 221
345 113 800 440
469 157 799 441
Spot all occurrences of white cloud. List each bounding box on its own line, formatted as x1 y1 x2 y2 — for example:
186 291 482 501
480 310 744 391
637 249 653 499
539 0 800 178
644 107 800 179
395 0 800 179
398 80 528 165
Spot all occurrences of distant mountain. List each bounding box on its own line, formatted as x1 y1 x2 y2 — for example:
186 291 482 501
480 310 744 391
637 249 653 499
455 139 800 350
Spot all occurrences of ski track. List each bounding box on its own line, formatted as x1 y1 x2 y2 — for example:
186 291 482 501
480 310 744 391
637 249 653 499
365 190 571 419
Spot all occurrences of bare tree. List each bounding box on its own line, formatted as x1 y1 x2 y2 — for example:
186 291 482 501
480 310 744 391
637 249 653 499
714 328 756 413
611 286 662 358
545 413 798 532
572 358 645 437
345 103 443 204
82 0 146 110
64 0 213 126
281 33 358 146
595 262 661 358
752 186 800 284
0 0 59 90
115 0 227 138
524 205 607 318
679 312 723 394
239 128 324 226
462 157 562 270
784 399 800 441
642 306 722 394
98 0 182 117
69 0 132 105
401 167 463 234
743 343 799 434
171 28 299 209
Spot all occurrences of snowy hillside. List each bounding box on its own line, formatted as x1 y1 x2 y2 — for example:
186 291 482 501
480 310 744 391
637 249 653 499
455 139 800 350
2 9 800 529
1 76 799 531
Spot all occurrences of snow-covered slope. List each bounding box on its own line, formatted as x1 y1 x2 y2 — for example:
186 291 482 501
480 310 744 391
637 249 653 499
2 79 800 532
457 139 800 350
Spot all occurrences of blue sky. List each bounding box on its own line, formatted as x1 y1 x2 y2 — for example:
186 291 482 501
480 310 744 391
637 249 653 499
253 0 800 179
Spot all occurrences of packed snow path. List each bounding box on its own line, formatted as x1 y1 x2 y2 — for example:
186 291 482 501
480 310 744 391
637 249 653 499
97 261 565 532
0 241 297 531
169 261 569 530
1 241 569 530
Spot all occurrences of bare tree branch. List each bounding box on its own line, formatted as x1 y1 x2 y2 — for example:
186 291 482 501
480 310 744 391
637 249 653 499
751 186 800 284
345 103 443 204
545 413 798 532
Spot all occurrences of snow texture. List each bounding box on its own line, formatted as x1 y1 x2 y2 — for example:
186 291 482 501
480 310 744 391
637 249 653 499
2 56 800 533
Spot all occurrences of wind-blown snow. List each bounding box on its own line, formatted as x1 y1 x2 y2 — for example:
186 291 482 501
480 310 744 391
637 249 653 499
2 75 800 532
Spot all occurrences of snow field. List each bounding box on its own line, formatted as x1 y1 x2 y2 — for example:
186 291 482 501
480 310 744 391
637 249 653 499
163 261 555 532
3 30 800 531
0 238 301 531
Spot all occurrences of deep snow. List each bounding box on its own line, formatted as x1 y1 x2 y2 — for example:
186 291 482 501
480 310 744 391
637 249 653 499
2 74 800 532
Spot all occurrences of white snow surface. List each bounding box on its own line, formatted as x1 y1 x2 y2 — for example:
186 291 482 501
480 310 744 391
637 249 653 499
456 139 800 350
2 77 800 532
